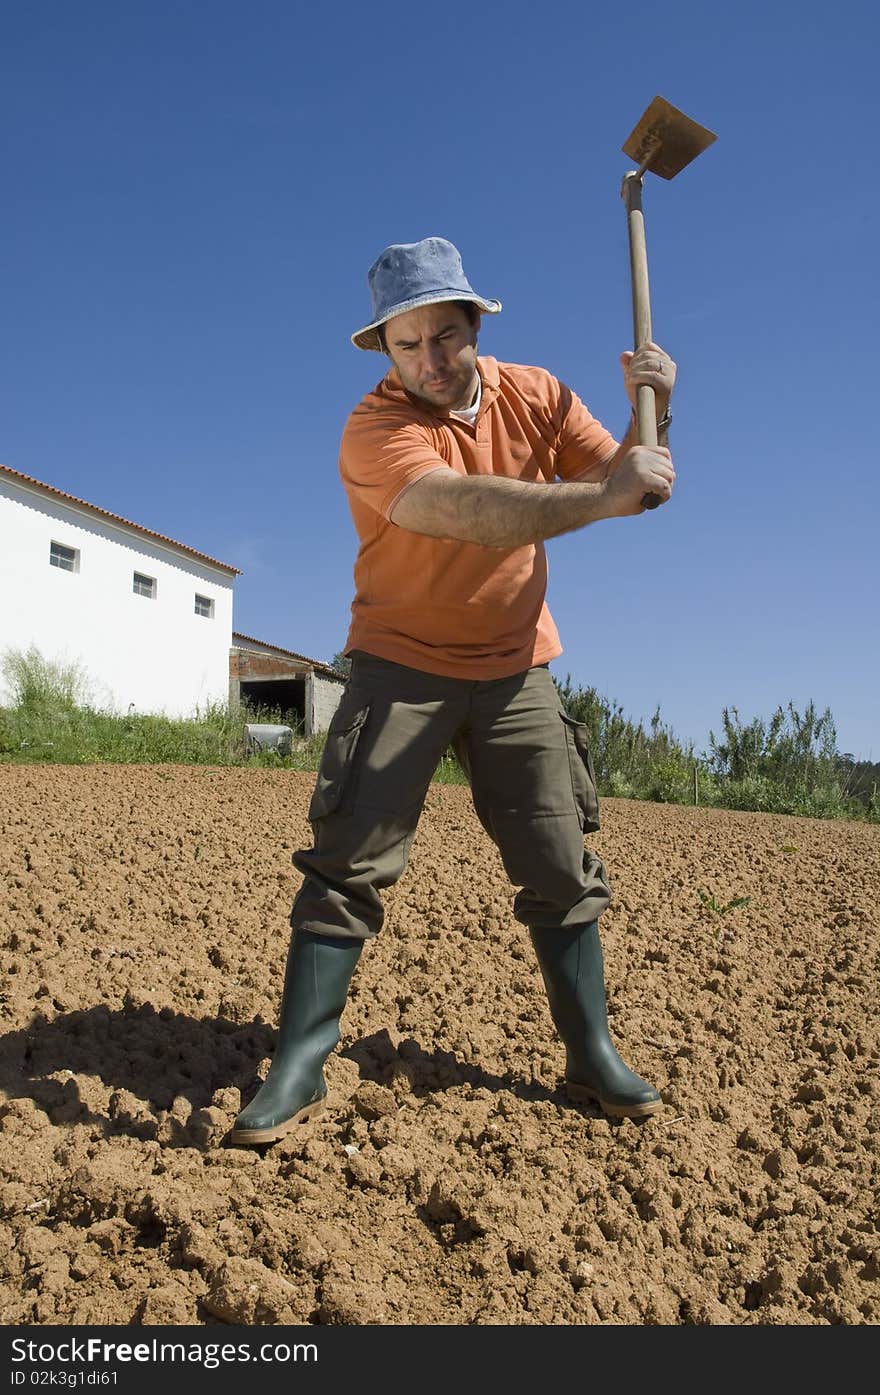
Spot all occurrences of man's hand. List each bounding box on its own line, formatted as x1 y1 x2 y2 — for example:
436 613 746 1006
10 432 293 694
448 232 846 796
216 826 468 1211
621 340 676 415
603 445 675 516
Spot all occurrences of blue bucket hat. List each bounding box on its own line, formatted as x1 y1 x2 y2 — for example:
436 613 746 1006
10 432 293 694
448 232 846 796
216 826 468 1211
351 236 502 352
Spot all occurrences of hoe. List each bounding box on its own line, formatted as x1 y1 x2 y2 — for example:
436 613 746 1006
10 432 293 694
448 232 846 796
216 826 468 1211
620 95 717 507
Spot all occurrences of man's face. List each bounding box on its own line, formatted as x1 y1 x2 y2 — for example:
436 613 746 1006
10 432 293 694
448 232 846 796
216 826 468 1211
383 302 480 411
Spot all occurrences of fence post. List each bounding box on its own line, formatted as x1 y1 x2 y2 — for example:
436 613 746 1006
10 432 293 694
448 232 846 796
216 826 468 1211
693 761 699 806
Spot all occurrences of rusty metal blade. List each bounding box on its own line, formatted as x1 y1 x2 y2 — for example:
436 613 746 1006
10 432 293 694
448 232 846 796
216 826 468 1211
622 96 716 179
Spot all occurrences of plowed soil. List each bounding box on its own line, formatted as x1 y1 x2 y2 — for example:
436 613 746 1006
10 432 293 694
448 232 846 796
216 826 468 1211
1 765 878 1327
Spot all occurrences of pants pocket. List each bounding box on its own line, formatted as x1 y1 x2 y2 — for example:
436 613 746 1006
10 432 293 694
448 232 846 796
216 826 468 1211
308 699 371 822
560 712 601 833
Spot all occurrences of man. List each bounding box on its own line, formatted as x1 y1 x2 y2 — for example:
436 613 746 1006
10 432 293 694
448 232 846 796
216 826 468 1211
231 236 676 1146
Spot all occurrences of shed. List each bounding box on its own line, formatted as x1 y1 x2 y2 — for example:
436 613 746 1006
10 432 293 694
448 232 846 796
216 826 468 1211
230 632 345 736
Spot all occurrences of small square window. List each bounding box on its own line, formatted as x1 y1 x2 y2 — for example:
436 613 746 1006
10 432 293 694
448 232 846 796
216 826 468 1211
50 541 79 572
194 594 214 619
133 572 156 599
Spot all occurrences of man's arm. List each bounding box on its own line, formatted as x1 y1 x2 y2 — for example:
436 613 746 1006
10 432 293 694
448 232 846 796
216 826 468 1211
389 341 677 547
389 445 675 548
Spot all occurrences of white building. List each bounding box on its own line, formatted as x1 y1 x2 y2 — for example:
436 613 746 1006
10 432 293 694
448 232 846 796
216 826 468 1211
1 462 238 718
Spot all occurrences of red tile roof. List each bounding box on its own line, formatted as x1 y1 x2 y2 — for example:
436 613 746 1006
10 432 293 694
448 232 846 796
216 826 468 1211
232 633 345 680
1 462 240 575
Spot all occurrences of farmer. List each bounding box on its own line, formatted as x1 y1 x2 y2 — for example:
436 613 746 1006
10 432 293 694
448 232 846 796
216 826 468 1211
231 236 676 1146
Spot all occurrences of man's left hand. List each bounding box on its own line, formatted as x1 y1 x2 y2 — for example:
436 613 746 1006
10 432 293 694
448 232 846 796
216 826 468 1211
621 340 676 413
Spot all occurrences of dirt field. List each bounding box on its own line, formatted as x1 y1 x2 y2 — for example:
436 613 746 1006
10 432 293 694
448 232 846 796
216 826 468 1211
1 764 877 1327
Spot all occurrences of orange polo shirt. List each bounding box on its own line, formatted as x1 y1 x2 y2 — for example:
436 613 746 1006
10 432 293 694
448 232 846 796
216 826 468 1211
339 355 619 679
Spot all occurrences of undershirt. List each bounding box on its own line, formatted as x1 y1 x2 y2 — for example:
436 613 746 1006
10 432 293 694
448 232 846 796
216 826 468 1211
448 377 482 427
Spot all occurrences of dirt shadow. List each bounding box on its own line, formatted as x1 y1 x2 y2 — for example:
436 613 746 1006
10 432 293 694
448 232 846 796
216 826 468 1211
0 1000 276 1137
342 1028 581 1111
0 1001 624 1156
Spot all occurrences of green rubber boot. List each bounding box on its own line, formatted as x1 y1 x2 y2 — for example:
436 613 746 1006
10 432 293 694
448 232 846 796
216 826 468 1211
529 921 662 1119
230 929 363 1146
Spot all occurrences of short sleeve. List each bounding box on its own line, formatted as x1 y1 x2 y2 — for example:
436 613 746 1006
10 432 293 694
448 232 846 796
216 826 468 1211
340 409 451 520
554 383 619 482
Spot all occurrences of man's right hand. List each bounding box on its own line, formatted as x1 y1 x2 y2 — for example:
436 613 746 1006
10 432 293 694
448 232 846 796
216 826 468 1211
603 446 675 517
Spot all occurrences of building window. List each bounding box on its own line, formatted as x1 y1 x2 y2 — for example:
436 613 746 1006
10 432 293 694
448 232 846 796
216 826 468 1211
133 572 156 599
50 541 79 572
194 594 214 619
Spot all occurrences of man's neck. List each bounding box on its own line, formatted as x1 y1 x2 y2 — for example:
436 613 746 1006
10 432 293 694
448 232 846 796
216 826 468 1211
449 372 482 423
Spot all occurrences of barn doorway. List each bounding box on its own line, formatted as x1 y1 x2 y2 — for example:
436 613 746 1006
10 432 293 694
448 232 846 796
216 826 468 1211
239 678 305 732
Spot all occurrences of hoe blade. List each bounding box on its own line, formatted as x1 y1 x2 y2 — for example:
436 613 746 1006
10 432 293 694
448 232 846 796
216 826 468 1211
622 96 716 179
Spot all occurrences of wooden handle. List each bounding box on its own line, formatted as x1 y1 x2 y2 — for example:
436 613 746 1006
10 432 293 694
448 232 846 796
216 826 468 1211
622 172 662 510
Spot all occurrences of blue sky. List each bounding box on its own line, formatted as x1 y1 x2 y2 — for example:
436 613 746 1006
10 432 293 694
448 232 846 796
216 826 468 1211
3 1 877 761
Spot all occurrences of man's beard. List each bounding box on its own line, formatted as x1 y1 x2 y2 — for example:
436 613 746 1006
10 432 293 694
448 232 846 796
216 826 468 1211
413 366 477 411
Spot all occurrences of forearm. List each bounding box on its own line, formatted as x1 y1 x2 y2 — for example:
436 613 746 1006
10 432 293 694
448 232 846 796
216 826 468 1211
392 472 613 548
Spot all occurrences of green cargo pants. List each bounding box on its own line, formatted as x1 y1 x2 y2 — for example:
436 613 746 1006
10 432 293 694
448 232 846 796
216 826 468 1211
291 651 611 941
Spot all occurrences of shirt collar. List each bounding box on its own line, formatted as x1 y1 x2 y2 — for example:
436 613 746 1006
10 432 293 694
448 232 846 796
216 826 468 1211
382 356 500 418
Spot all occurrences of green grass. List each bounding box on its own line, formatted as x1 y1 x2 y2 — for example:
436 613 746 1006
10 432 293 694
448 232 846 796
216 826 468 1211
1 646 876 822
0 644 318 768
697 889 752 916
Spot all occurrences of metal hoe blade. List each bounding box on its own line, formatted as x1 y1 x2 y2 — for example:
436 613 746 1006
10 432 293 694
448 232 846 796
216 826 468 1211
622 95 716 179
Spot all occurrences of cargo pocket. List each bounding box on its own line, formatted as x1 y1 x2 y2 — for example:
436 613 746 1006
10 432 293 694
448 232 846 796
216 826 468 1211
559 712 601 833
307 700 371 823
